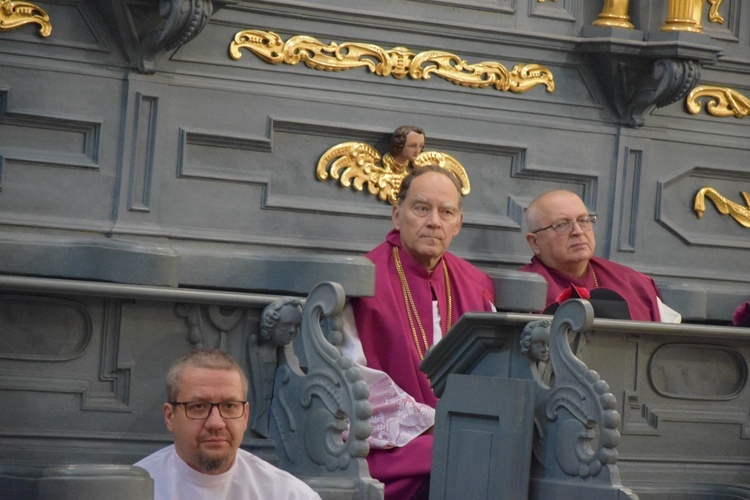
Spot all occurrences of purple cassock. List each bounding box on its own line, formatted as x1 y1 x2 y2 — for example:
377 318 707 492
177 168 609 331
351 229 495 499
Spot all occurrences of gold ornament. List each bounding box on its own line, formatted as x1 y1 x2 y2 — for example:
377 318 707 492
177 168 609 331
229 30 554 94
694 187 750 228
393 246 452 361
0 0 51 36
686 85 750 118
316 143 470 205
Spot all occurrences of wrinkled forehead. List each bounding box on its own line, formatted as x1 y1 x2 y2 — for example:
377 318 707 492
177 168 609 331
176 366 246 399
405 172 462 206
536 192 588 221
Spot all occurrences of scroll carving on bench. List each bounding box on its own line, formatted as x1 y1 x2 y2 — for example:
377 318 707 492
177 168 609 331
530 299 636 499
270 281 379 494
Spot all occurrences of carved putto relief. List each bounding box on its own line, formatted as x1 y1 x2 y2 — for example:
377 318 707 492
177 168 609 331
250 298 304 437
520 318 553 387
317 126 471 205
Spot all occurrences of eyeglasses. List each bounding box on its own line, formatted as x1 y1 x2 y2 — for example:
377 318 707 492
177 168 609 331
170 401 247 420
531 215 597 235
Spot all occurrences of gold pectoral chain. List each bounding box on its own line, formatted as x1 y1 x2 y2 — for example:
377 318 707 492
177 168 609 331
393 246 452 360
592 268 599 288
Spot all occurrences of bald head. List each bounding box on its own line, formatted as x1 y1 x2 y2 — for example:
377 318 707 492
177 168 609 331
525 190 596 278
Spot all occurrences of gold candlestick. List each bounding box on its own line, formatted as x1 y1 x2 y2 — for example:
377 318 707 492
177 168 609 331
661 0 704 33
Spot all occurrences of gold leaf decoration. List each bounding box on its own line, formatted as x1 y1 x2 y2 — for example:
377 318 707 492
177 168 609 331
317 143 470 205
0 0 51 37
230 30 554 94
686 85 750 118
694 187 750 228
707 0 725 24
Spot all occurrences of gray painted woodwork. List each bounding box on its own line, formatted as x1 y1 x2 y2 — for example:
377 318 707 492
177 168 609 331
422 301 750 498
430 374 536 499
1 0 749 498
0 280 381 499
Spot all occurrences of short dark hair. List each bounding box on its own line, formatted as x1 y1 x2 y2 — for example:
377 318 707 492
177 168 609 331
397 165 463 208
166 348 248 401
389 125 425 157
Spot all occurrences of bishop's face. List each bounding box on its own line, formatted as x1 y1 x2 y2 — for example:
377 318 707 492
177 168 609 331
392 171 463 271
526 190 595 278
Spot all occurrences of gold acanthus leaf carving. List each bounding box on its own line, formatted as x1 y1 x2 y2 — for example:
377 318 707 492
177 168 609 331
686 85 750 118
229 30 554 94
694 187 750 228
0 0 51 36
317 142 470 206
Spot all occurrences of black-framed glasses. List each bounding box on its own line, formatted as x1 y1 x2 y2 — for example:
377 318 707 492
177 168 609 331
531 215 597 235
170 401 247 420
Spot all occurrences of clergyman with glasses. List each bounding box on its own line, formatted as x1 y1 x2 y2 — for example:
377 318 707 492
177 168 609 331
135 348 320 499
521 189 681 322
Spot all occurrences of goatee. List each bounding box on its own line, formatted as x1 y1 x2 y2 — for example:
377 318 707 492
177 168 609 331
198 453 232 473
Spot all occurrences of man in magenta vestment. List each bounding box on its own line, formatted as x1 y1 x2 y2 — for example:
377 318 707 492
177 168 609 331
519 190 680 323
342 165 495 499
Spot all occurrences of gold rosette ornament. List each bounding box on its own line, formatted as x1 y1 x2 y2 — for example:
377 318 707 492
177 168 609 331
316 143 470 205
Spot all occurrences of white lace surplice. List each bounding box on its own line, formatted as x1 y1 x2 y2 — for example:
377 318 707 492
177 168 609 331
340 304 435 449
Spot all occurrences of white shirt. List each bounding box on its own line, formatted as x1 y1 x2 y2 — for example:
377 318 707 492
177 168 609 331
135 445 321 500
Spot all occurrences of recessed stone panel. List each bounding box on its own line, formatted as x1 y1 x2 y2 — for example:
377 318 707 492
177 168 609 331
0 295 91 360
649 343 746 400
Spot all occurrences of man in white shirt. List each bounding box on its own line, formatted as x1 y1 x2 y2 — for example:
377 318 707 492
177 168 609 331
135 348 320 500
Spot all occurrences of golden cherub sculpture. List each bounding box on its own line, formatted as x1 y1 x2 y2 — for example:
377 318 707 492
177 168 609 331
317 126 471 205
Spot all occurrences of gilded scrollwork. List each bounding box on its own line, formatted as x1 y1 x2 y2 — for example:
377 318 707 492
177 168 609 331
229 30 554 94
707 0 725 24
694 187 750 228
686 85 750 118
316 142 470 205
0 0 51 37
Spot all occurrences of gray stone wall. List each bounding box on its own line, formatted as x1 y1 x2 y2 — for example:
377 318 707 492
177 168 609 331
0 0 749 496
1 1 747 320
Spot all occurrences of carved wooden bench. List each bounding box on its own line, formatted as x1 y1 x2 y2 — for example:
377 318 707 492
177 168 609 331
0 275 381 499
422 299 750 499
